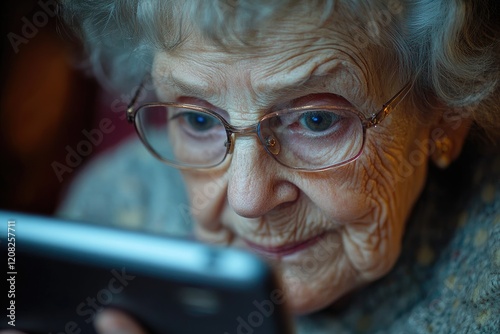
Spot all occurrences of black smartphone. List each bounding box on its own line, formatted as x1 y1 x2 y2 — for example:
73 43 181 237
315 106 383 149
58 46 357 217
0 211 294 334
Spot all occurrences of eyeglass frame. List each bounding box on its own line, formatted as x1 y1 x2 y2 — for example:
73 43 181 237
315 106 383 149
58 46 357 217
126 78 414 172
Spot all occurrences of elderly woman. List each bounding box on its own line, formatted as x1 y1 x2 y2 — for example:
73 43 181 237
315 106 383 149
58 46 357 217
47 0 500 333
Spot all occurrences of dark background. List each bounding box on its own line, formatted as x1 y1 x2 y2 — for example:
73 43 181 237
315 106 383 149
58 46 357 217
1 1 133 215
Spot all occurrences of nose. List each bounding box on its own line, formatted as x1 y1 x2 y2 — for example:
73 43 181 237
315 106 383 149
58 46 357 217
226 137 299 218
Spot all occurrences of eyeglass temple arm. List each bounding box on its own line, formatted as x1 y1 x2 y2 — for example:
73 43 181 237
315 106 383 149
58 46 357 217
368 78 415 128
126 79 148 123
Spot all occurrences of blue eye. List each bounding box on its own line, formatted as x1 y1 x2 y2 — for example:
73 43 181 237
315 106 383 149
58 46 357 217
299 111 339 132
185 112 217 131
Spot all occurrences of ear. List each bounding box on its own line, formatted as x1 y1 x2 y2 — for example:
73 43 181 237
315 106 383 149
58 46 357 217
429 108 472 169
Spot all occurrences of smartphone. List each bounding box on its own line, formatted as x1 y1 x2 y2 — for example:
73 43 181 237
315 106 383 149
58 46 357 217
0 211 293 334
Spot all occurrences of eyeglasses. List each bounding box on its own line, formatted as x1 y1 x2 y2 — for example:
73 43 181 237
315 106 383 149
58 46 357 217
126 79 413 171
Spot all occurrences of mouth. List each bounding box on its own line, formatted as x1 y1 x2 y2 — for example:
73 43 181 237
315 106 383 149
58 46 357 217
242 232 327 258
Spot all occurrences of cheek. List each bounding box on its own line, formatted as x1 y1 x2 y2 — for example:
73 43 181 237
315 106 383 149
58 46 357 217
365 123 431 206
307 121 430 274
351 120 431 239
294 165 374 225
182 170 228 229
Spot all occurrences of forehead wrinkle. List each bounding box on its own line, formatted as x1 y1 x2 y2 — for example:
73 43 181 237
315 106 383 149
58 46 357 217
249 55 368 109
247 29 373 99
251 57 339 96
154 26 375 111
159 55 367 117
155 1 389 106
154 51 233 100
158 52 341 106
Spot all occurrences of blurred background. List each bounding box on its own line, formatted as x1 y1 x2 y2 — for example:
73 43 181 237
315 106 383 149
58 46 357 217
1 1 133 215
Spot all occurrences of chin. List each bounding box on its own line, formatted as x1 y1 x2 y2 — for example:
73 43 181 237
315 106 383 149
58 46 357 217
279 277 337 315
273 261 349 315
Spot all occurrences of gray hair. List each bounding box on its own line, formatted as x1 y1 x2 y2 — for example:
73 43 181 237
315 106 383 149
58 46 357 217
59 0 500 138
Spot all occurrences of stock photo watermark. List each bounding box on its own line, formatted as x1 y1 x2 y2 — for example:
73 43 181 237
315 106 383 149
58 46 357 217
51 118 116 182
48 267 135 334
224 288 286 334
50 78 155 183
7 0 58 54
5 219 17 327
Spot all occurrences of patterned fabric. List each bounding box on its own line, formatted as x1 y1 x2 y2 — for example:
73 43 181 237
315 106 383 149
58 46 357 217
58 138 193 236
58 137 500 334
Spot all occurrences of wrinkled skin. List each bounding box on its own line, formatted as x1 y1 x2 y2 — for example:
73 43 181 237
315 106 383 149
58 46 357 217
152 16 433 315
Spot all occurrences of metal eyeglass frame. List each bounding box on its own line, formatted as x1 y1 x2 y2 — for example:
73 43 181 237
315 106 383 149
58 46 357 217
126 79 414 172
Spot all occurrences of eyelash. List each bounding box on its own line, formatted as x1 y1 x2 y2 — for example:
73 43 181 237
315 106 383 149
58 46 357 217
170 88 361 124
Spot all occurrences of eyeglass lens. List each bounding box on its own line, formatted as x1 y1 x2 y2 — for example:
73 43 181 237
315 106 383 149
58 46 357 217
136 105 364 170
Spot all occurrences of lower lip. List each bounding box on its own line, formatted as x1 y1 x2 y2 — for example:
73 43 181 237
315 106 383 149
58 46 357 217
243 233 326 258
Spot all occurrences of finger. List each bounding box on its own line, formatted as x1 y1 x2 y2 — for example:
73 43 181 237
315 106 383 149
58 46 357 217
94 308 148 334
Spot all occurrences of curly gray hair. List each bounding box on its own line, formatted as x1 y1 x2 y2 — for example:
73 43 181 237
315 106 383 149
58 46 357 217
60 0 500 138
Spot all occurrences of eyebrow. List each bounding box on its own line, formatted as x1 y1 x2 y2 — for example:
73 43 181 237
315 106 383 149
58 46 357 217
163 75 212 98
161 72 340 105
157 60 361 111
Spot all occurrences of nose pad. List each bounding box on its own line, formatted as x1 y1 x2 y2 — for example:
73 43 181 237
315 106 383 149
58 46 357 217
260 128 281 155
265 135 281 155
224 139 233 154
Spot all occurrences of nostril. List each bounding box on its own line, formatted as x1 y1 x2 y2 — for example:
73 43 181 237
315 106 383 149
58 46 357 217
274 199 297 211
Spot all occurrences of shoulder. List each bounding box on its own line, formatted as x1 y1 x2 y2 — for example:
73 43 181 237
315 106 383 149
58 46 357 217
57 136 193 236
397 150 500 333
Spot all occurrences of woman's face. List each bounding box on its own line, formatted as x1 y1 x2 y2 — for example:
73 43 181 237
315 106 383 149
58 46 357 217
152 12 433 314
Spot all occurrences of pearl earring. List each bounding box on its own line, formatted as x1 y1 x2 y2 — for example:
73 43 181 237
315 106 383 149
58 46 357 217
433 136 453 169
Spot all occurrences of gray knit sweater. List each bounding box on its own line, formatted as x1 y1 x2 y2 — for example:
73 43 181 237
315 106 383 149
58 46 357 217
58 137 500 334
